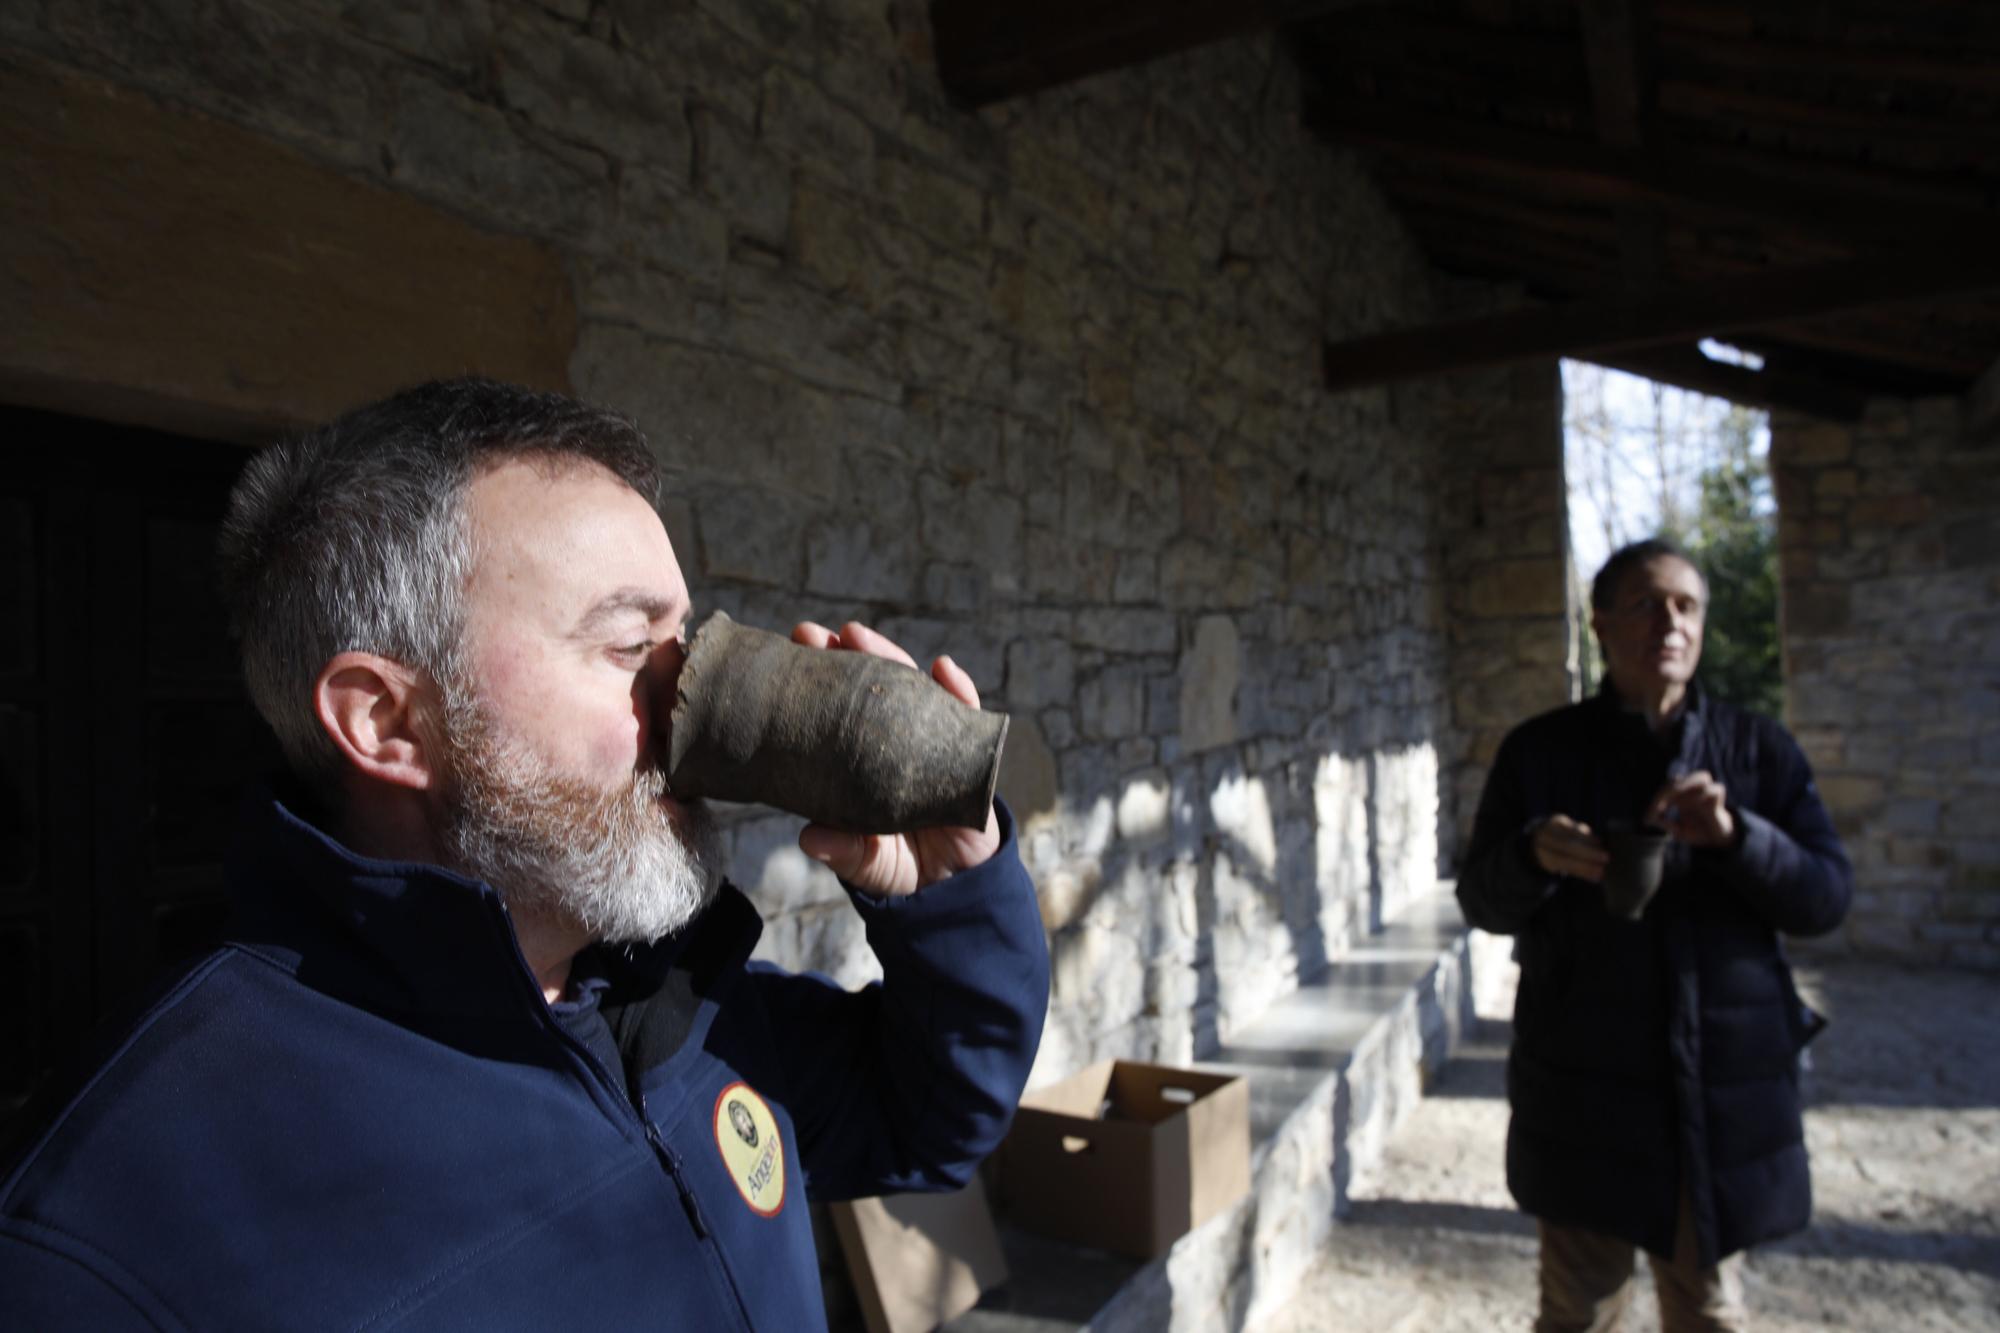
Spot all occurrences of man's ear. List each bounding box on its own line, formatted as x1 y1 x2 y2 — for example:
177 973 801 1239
314 652 440 792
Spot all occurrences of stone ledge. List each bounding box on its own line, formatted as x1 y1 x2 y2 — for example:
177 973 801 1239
951 886 1480 1333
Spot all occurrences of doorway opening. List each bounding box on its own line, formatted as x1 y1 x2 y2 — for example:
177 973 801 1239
1560 351 1781 716
1 406 279 1115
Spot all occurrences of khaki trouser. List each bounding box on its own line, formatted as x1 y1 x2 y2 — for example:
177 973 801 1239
1534 1187 1747 1333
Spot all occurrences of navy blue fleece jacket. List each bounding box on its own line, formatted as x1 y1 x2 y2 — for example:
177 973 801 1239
0 789 1049 1330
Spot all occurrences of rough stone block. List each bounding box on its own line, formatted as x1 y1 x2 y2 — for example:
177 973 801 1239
759 65 874 178
1881 797 1941 834
495 15 691 176
1845 915 1917 955
1849 494 1935 529
875 150 985 253
1462 558 1565 618
1946 517 2000 570
1075 606 1178 657
1942 794 2000 838
1937 888 2000 922
804 519 917 603
1080 664 1148 740
754 903 880 988
691 484 806 586
1023 533 1118 603
918 473 1024 580
690 105 790 250
921 561 985 611
1041 706 1076 750
1781 580 1852 637
1817 774 1885 815
1886 838 1951 868
1049 923 1144 1027
1780 422 1854 466
1005 636 1076 709
1179 614 1241 753
997 712 1060 829
729 814 844 915
1035 863 1101 934
1113 551 1160 604
392 71 614 237
1116 768 1172 845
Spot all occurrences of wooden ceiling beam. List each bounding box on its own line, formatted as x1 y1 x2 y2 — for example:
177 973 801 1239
1656 80 2000 156
1968 354 2000 438
1409 236 1991 388
929 0 1389 108
1320 250 2000 391
1303 94 1999 249
1295 11 1588 90
1734 337 1972 401
1580 0 1648 151
1577 0 1665 292
1753 317 1994 379
1655 26 2000 90
1585 344 1868 421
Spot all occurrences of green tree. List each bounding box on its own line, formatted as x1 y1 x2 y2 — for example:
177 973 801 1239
1681 406 1782 717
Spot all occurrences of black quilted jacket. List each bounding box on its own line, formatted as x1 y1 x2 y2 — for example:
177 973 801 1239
1457 683 1851 1264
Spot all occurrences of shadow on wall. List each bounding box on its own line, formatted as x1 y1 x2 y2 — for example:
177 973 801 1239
728 715 1450 1092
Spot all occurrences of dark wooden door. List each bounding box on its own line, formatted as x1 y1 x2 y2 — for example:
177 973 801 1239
1 407 281 1113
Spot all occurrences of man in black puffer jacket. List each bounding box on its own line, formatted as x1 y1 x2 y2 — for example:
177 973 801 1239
1459 537 1851 1333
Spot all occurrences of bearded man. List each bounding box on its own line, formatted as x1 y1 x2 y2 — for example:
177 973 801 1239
1458 537 1851 1333
0 379 1050 1330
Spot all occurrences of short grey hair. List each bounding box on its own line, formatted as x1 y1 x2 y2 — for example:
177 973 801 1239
217 377 660 792
1590 536 1705 614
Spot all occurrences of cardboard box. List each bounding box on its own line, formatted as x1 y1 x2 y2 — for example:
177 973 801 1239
828 1176 1008 1333
992 1060 1250 1259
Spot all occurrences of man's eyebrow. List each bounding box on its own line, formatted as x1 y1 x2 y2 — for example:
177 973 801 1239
571 589 682 637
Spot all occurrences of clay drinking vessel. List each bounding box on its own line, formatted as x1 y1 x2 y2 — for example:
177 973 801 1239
666 611 1008 834
1601 823 1669 920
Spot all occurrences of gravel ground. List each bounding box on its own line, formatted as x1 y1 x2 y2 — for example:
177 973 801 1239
1262 957 2000 1332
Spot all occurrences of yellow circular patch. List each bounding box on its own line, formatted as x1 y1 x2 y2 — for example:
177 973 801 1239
712 1081 786 1217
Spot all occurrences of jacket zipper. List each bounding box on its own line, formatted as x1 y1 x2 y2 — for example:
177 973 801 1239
653 1132 711 1239
487 902 752 1330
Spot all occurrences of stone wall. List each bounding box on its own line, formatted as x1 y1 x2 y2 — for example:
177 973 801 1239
0 1 1508 1073
1430 353 1579 855
1773 397 2000 967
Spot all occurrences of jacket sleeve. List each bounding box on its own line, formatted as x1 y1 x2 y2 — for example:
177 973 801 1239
1704 722 1853 937
746 799 1050 1201
0 1226 169 1331
1456 726 1562 935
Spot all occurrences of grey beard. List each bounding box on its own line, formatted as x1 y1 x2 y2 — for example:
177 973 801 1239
436 690 722 945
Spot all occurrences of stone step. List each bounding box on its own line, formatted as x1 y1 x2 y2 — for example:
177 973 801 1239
950 886 1481 1333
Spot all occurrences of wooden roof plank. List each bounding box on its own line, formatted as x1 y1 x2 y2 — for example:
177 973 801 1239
930 0 1391 107
1655 25 2000 90
1656 81 2000 158
1320 250 2000 390
1303 93 2000 248
1753 317 1994 378
1586 344 1868 420
1734 336 1972 400
1968 353 2000 437
1580 0 1649 150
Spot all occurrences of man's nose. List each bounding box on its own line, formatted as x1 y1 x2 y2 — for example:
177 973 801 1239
654 634 688 680
635 637 688 761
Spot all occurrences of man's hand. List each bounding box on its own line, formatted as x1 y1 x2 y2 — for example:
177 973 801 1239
1530 814 1610 882
790 620 1002 898
1647 771 1737 848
